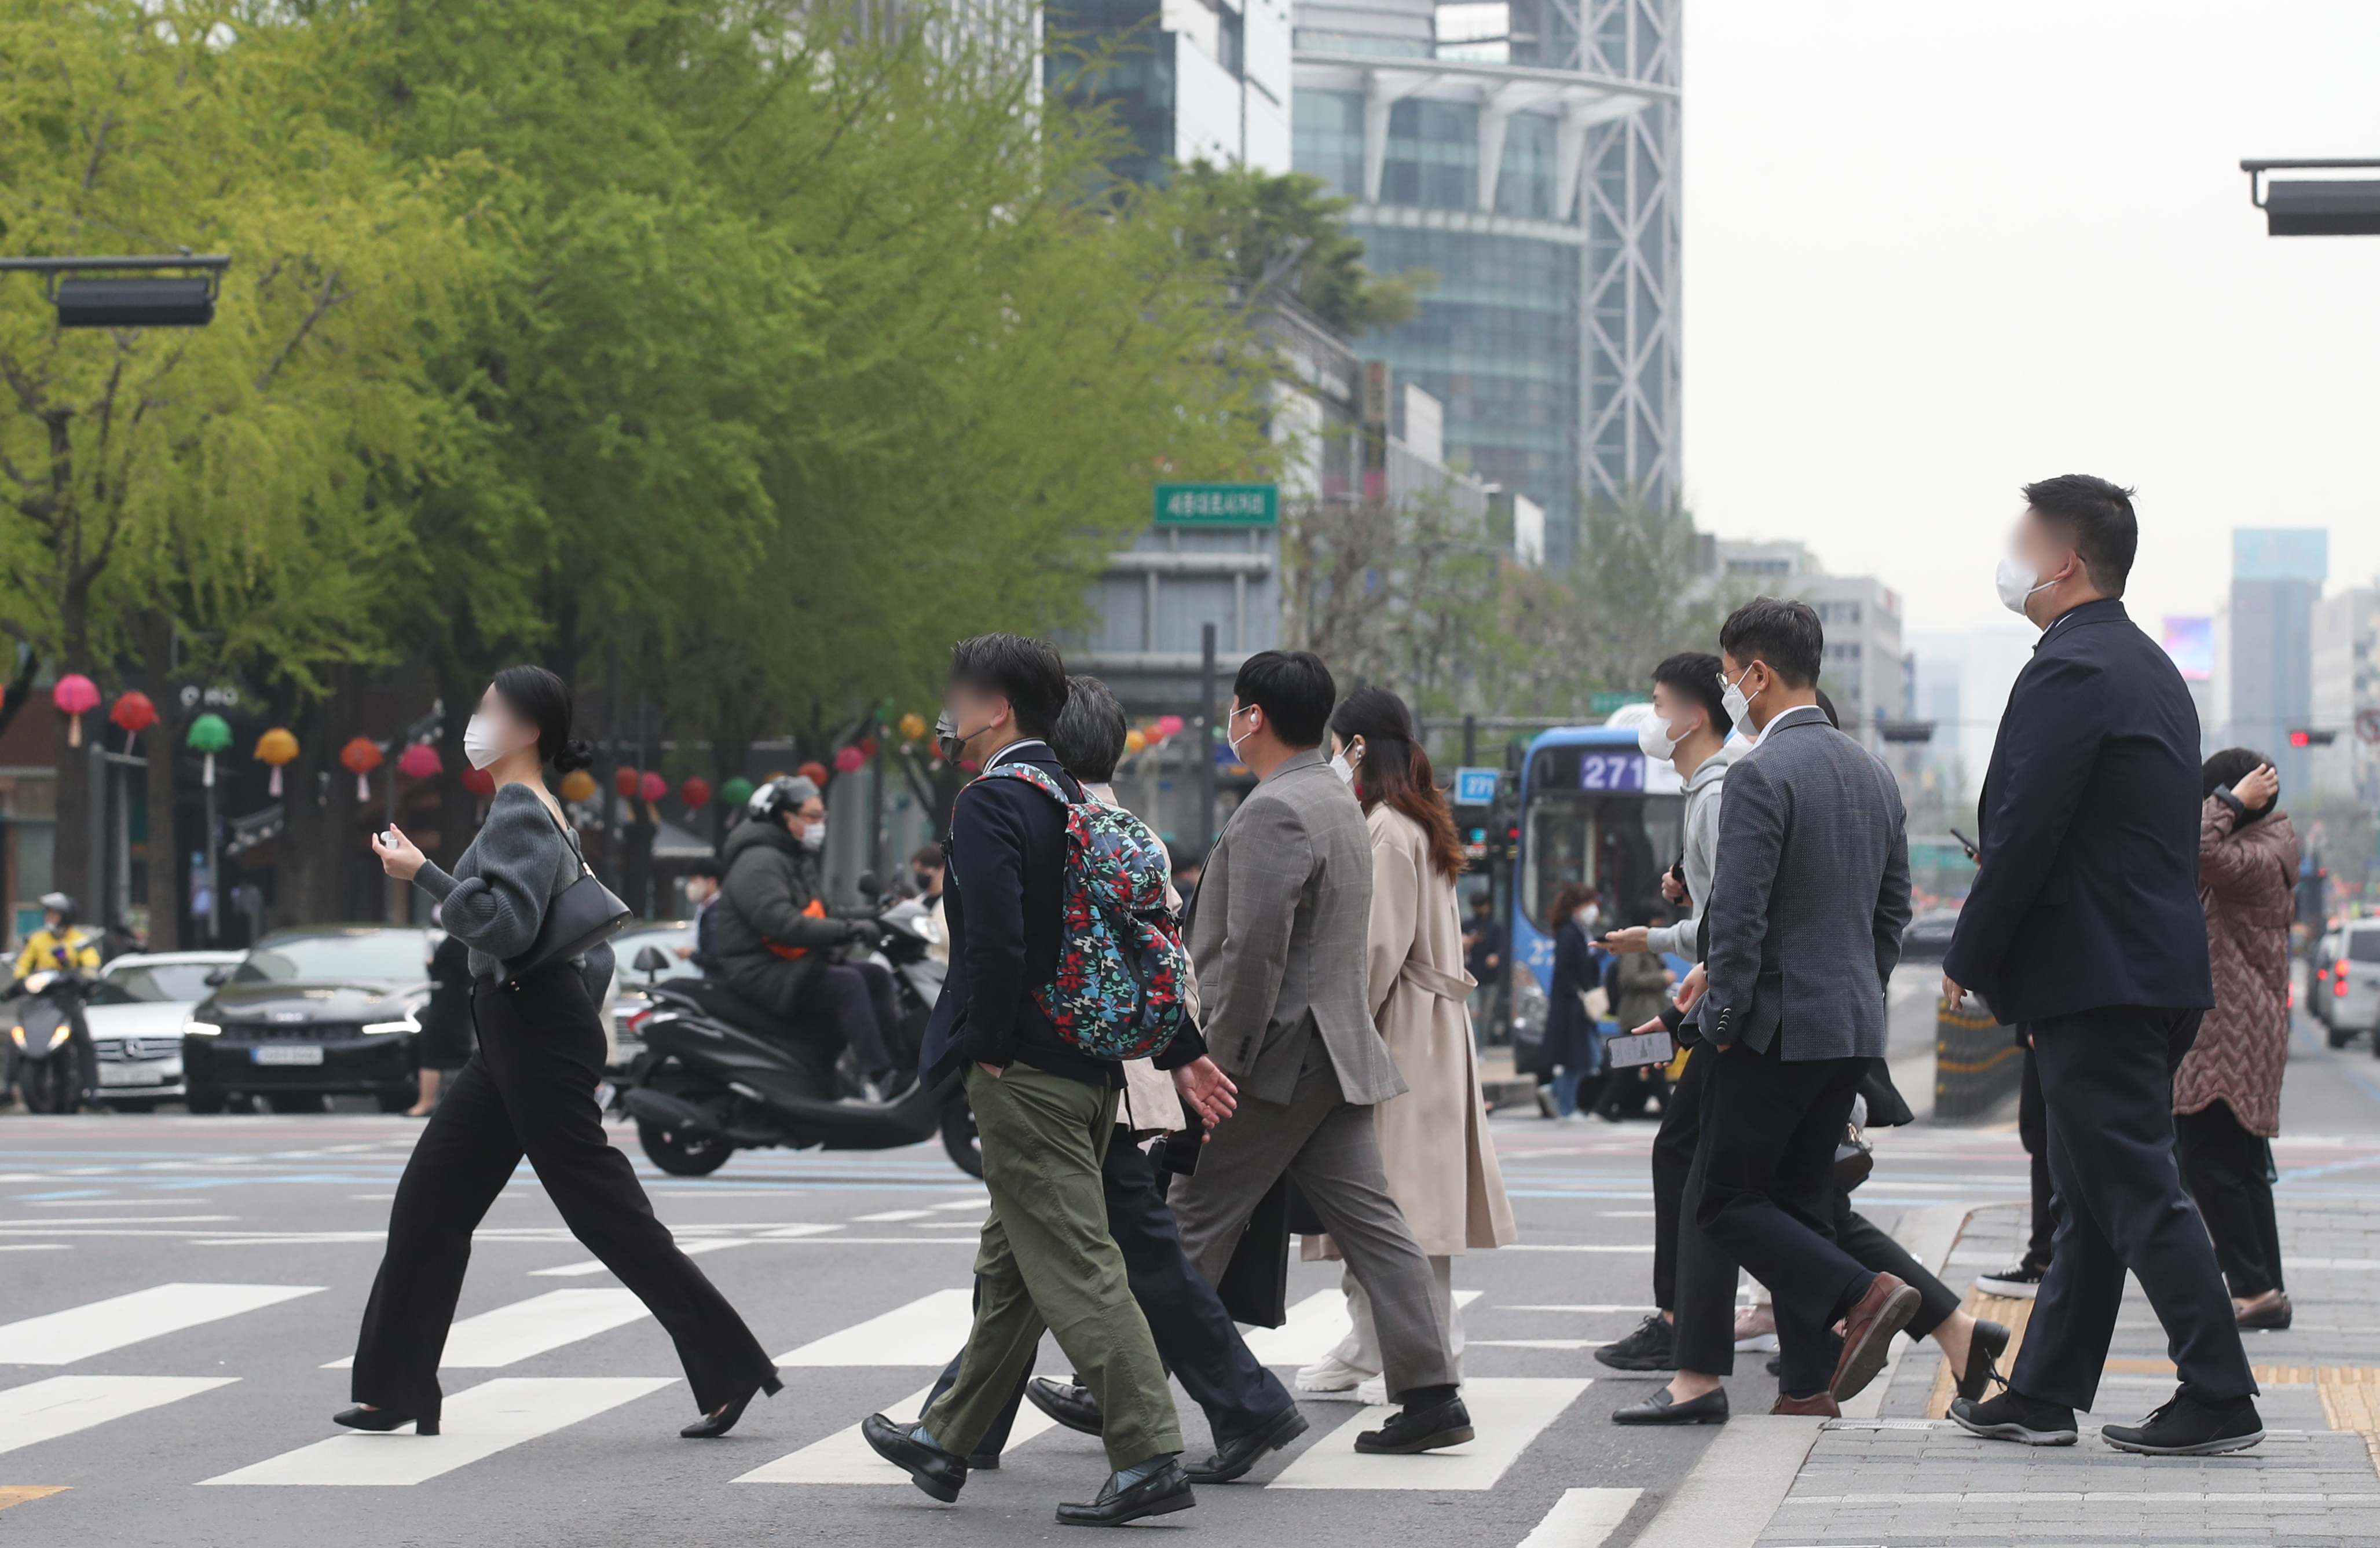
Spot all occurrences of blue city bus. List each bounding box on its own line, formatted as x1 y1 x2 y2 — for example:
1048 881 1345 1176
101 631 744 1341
1505 719 1689 1043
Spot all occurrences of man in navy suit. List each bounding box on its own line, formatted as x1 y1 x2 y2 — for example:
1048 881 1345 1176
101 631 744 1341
1944 475 2258 1456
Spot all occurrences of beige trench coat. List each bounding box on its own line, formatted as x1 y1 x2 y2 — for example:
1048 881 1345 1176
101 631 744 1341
1308 804 1517 1260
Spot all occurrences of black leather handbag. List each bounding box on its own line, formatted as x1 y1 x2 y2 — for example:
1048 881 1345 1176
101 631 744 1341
500 822 632 985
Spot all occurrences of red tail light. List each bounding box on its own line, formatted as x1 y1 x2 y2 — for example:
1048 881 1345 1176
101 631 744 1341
628 1007 656 1033
2337 972 2351 998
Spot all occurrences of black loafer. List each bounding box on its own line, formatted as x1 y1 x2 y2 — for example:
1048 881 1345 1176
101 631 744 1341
1056 1459 1195 1526
860 1412 969 1502
334 1404 437 1436
680 1375 782 1439
1026 1377 1104 1437
2101 1394 2264 1456
1956 1319 2010 1404
1611 1385 1729 1426
1949 1390 2078 1447
1185 1402 1309 1483
1354 1395 1473 1454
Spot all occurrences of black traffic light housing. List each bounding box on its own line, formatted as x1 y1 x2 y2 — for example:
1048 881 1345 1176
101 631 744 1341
2242 160 2380 236
0 254 230 328
2287 729 2338 748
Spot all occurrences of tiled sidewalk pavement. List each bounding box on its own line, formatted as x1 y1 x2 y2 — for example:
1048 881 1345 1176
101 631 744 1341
1752 1198 2380 1546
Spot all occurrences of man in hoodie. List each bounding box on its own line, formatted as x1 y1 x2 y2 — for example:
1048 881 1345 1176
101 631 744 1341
712 775 903 1091
862 635 1237 1527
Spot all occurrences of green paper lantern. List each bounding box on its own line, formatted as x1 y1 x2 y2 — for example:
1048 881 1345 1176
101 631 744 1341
186 712 233 789
719 775 755 810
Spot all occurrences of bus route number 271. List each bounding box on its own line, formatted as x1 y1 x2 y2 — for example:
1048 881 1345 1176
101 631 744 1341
1578 752 1646 792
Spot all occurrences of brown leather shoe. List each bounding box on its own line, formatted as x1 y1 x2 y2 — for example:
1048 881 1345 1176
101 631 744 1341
1771 1391 1840 1417
1829 1272 1923 1401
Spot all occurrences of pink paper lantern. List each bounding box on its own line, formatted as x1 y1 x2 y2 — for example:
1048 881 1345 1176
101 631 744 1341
833 745 866 774
638 770 668 803
53 673 99 747
461 767 496 796
398 742 443 780
1155 714 1184 738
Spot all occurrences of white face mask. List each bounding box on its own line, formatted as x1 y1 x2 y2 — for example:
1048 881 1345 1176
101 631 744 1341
1718 667 1760 731
797 821 826 853
462 713 515 771
1328 737 1364 785
1637 713 1681 761
1576 904 1601 929
1995 553 2056 616
1226 706 1259 760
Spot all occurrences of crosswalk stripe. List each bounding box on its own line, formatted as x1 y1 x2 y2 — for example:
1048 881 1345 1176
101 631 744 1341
0 1283 320 1365
1265 1377 1591 1491
199 1377 675 1485
1517 1486 1642 1546
734 1381 1063 1483
1242 1289 1482 1367
0 1376 237 1456
321 1290 647 1370
529 1224 844 1276
774 1288 975 1366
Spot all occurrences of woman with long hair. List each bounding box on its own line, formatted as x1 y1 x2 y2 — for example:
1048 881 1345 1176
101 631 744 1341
351 665 781 1439
1540 881 1606 1121
1295 686 1517 1402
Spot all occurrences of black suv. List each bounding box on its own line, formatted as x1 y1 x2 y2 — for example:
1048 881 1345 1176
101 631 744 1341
182 926 434 1113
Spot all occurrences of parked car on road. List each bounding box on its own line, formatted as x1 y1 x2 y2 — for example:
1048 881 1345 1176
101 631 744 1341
86 950 243 1110
603 920 699 1077
181 927 434 1114
1900 908 1962 963
2328 921 2380 1052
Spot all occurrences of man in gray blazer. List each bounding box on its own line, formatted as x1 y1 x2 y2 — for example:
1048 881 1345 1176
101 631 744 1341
1696 598 1920 1417
1167 650 1471 1456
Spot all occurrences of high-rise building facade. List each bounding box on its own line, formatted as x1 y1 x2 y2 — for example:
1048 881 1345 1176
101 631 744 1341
1291 0 1677 568
2225 529 2328 795
1051 0 1294 182
2311 585 2378 803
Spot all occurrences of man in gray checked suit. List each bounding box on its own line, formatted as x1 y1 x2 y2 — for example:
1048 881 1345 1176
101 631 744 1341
1694 598 1920 1417
1167 650 1472 1456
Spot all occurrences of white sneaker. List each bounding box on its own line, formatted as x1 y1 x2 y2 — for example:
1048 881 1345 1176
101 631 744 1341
1296 1354 1374 1394
1354 1375 1388 1406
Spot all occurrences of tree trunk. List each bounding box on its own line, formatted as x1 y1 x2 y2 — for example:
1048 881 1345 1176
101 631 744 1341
272 665 365 928
133 612 181 952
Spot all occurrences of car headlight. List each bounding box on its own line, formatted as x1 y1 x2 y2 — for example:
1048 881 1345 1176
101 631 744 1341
45 1023 70 1050
183 1020 222 1037
361 1015 421 1036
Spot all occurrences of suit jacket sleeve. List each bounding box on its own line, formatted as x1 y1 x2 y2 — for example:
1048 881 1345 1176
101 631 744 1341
1941 654 2103 995
1366 820 1422 1022
1701 754 1785 1045
1874 795 1913 989
1198 801 1312 1064
948 784 1031 1067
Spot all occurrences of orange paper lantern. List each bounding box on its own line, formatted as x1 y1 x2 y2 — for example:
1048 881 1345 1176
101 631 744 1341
257 727 299 796
559 768 597 804
340 736 383 802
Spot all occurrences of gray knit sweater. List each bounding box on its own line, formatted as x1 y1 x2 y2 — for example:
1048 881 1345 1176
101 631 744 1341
413 782 613 1004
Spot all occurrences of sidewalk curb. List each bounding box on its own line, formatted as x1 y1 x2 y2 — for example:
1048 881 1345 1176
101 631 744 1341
1627 1415 1826 1548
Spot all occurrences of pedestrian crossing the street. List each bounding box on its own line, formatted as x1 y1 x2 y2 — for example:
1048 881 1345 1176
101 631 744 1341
322 1290 649 1370
0 1283 320 1364
200 1378 676 1486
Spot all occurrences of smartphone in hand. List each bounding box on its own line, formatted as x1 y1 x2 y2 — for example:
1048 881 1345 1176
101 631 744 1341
1948 827 1980 863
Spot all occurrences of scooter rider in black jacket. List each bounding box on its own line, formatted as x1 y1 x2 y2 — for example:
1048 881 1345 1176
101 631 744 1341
714 775 908 1096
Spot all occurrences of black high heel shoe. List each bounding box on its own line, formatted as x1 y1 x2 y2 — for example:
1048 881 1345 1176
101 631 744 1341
680 1374 783 1439
334 1405 438 1436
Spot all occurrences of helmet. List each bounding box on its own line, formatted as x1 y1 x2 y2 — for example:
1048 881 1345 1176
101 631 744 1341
744 774 821 825
36 891 74 924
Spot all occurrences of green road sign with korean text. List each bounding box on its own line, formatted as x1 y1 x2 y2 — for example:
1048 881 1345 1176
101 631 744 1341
1153 482 1277 526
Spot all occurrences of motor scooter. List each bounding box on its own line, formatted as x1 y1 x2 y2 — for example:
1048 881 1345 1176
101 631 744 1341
5 969 91 1114
620 875 979 1177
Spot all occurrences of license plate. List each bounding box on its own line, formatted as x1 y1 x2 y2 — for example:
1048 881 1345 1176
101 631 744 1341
98 1064 166 1086
251 1045 325 1066
1604 1030 1675 1069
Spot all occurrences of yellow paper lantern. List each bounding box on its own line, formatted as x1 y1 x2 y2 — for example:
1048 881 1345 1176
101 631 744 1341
898 712 929 741
559 768 598 804
1123 729 1147 753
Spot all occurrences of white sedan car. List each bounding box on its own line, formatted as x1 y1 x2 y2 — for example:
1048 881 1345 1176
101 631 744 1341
87 950 244 1110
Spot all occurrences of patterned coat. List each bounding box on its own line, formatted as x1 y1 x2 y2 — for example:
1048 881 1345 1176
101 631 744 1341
2173 799 2300 1137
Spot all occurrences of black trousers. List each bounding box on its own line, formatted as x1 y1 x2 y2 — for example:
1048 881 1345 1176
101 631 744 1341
1835 1195 1961 1342
2017 1041 2060 1269
798 961 900 1077
925 1130 1294 1454
2011 1004 2255 1411
1649 1048 1701 1312
1695 1037 1872 1399
2175 1100 2284 1300
352 964 778 1421
1661 1051 1742 1377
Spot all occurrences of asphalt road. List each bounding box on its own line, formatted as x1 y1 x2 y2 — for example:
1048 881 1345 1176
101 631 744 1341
2 974 2375 1548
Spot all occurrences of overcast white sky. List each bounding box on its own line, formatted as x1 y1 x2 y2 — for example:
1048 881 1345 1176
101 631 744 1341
1680 0 2380 637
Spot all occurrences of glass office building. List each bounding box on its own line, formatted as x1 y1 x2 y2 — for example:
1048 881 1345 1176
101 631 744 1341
1292 0 1678 566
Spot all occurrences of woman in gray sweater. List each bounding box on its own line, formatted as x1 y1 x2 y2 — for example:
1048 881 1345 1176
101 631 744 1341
340 665 779 1440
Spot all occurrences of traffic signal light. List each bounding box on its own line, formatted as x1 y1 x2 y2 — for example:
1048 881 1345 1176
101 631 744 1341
2288 729 2338 748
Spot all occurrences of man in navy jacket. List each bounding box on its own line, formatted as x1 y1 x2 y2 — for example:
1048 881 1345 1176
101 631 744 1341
1944 476 2255 1457
866 634 1232 1527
